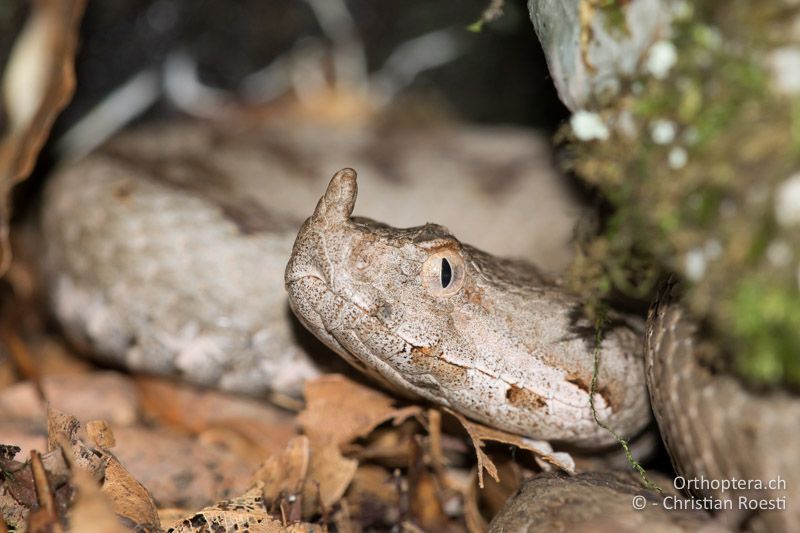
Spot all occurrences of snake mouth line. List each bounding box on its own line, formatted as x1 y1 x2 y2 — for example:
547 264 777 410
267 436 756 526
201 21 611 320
287 276 611 414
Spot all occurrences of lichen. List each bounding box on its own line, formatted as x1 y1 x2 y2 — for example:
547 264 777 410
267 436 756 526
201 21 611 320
565 1 800 389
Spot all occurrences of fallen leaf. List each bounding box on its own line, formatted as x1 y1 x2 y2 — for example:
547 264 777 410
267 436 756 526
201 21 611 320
343 465 399 528
166 484 324 533
253 435 309 510
298 374 420 446
110 426 254 510
445 409 575 488
101 457 161 532
136 376 295 460
47 408 161 531
85 420 115 449
46 407 102 475
296 375 420 518
302 441 359 518
65 455 126 533
408 439 447 531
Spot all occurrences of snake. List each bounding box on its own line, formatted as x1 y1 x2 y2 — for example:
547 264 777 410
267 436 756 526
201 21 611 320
285 168 649 448
41 119 800 527
40 118 579 398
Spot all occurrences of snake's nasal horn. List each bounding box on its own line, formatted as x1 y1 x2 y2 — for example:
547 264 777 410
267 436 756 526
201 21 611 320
312 168 358 226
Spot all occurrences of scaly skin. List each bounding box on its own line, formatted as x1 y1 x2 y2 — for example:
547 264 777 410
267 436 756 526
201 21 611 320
645 279 800 532
285 169 651 448
40 119 580 398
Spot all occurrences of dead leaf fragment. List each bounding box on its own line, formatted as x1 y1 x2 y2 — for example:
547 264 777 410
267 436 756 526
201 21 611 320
47 408 161 531
85 420 115 449
166 484 324 533
67 464 126 533
101 457 161 532
408 439 447 531
136 376 295 460
254 435 309 517
298 374 420 446
445 409 575 487
296 375 420 518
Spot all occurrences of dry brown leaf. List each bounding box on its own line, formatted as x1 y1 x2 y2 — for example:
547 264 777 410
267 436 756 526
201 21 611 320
349 421 416 467
427 409 446 473
110 426 254 510
29 450 59 525
46 408 161 531
302 441 359 518
344 465 399 527
480 459 525 522
0 0 85 274
101 457 161 532
67 463 126 533
166 484 324 533
445 409 575 488
254 435 310 507
85 420 115 449
408 439 447 531
46 407 102 475
136 376 295 459
0 442 73 531
0 446 31 529
298 374 420 446
297 375 420 518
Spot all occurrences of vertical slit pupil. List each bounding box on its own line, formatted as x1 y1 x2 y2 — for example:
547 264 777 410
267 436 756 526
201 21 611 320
440 258 452 288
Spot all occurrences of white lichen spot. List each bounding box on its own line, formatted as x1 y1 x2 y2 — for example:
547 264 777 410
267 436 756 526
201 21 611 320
668 147 688 169
650 120 676 145
767 240 793 267
646 40 678 80
684 248 707 281
570 111 610 141
774 172 800 227
768 46 800 95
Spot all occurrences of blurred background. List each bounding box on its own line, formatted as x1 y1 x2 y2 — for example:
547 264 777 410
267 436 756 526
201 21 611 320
1 0 568 171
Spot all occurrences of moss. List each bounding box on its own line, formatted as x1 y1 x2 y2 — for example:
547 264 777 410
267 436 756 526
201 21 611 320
567 0 800 388
791 97 800 155
597 0 629 37
730 279 800 385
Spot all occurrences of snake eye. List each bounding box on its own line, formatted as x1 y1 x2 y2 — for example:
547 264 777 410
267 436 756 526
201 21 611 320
441 258 452 288
422 250 465 297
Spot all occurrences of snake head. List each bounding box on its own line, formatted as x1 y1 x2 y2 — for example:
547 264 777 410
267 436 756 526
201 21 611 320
284 168 476 394
286 168 650 447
